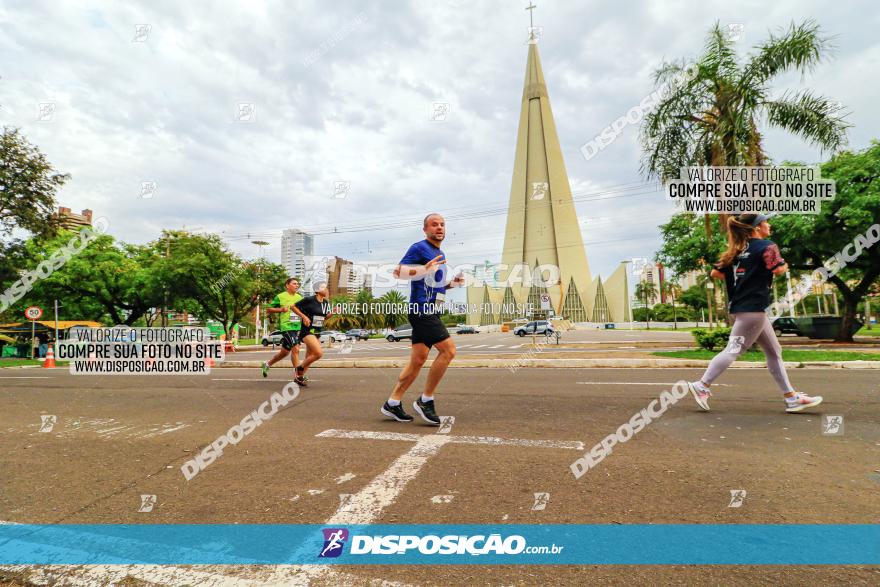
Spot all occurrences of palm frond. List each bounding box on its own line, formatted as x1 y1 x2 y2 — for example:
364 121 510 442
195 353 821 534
763 90 850 152
743 19 831 84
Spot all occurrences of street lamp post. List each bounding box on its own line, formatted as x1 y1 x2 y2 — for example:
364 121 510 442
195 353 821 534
252 240 270 342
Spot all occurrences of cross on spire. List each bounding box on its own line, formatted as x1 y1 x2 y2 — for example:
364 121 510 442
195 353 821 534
526 2 536 28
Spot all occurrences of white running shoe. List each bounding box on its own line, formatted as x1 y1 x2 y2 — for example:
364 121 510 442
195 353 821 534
688 381 712 412
785 392 823 413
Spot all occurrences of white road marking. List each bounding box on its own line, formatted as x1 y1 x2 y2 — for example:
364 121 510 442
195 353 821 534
431 494 455 504
315 428 584 526
471 345 488 348
317 429 421 442
577 381 731 386
317 428 584 450
326 435 452 524
488 345 505 349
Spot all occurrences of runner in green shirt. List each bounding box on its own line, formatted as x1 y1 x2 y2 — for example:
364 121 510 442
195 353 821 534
261 277 303 377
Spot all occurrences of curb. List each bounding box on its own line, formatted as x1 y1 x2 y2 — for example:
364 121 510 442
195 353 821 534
218 359 880 369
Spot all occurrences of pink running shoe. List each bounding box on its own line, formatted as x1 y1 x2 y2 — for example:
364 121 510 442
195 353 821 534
785 392 823 413
688 381 712 411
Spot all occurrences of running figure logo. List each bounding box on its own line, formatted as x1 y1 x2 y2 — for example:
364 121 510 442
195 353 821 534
39 415 57 433
319 528 349 558
531 492 550 511
138 494 157 512
726 335 745 354
821 415 844 436
531 182 548 200
728 490 746 508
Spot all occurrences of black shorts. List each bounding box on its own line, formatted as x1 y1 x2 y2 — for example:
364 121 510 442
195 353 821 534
408 313 450 348
298 329 321 344
280 330 301 350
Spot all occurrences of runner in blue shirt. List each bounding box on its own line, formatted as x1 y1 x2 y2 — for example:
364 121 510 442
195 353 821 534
380 213 464 425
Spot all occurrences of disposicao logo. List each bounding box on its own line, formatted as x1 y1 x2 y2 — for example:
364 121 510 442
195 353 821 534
319 528 349 558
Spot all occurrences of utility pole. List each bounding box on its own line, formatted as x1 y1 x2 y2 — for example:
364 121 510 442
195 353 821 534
54 300 60 343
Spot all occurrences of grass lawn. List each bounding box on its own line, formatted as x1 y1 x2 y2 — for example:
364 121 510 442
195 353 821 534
0 358 69 368
654 349 880 362
237 338 258 345
855 326 880 337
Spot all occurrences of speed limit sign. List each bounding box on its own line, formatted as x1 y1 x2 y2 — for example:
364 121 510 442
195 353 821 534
540 293 551 310
25 306 43 320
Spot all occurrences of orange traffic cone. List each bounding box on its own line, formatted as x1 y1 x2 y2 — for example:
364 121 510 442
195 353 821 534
43 345 57 368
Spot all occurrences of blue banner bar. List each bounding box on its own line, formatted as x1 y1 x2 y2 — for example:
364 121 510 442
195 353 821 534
0 524 877 565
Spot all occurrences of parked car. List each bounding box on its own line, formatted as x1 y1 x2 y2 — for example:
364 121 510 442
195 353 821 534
512 320 554 336
319 330 348 343
456 325 478 334
261 330 284 346
345 329 370 341
387 324 413 342
772 316 802 337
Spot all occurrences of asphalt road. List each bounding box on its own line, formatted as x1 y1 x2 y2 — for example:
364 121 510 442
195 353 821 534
243 330 880 361
1 367 878 585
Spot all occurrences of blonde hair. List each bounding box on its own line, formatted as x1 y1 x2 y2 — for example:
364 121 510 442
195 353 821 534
717 214 760 268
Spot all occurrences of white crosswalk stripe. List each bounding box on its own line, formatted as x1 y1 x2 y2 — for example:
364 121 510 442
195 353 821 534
488 344 504 348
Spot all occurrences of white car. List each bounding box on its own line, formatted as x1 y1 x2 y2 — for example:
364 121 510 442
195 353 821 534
319 331 348 343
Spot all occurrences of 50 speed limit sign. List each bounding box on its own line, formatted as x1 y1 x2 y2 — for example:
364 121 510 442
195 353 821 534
539 293 551 310
25 306 43 320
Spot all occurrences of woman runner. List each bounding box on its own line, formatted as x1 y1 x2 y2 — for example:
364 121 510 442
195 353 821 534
689 213 823 413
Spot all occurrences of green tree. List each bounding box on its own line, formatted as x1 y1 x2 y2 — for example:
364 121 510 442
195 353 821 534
768 142 880 340
680 284 709 312
157 231 286 337
378 290 408 328
22 231 163 325
0 127 68 238
641 20 849 243
634 281 657 329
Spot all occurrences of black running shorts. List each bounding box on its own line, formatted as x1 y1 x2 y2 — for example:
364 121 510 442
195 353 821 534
280 330 300 350
408 313 450 348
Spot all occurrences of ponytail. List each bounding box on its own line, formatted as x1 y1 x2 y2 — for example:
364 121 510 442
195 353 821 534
716 214 760 268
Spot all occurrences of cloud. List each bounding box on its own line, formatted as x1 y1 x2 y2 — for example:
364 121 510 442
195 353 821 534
1 0 876 287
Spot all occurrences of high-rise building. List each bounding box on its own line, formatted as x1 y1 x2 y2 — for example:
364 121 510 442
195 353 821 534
635 263 663 308
326 256 373 297
281 229 313 278
466 34 629 324
56 207 93 230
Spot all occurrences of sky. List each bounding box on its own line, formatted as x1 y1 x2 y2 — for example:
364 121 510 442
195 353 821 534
2 0 877 294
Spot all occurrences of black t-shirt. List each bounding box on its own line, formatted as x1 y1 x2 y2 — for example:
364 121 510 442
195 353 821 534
715 238 785 313
294 295 331 334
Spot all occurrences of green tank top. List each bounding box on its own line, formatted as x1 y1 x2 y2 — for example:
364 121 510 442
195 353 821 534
269 291 303 331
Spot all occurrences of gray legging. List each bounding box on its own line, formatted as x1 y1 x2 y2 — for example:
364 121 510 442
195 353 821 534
700 312 794 393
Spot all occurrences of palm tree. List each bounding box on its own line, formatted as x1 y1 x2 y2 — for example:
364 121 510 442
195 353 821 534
634 281 658 329
378 290 408 329
642 19 849 238
661 281 683 329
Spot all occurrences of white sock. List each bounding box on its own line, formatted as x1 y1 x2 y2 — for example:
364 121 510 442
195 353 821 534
387 399 401 407
421 394 433 403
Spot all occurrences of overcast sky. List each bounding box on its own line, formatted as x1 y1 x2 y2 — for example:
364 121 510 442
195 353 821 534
2 0 877 289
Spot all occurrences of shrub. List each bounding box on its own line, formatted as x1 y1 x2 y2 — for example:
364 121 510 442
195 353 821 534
691 327 732 351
